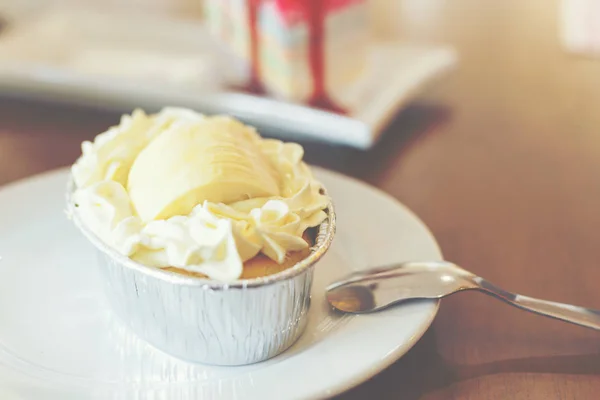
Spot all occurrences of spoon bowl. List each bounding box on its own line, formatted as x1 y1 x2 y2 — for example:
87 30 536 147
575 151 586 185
326 261 477 313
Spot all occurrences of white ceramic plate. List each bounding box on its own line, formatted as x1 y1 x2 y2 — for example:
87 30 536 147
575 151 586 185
0 167 441 400
0 9 457 149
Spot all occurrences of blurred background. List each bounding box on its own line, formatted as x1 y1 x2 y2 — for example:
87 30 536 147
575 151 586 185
2 0 600 153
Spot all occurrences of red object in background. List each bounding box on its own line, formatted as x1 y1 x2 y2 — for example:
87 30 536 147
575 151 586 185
305 0 347 114
247 0 266 94
275 0 362 24
244 0 347 114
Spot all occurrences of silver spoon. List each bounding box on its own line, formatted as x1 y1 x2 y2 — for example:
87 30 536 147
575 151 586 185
326 261 600 331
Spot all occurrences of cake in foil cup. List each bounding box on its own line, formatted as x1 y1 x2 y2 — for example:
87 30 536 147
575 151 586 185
67 178 335 365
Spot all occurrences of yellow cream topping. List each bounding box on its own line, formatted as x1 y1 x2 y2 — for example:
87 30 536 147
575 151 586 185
71 108 328 281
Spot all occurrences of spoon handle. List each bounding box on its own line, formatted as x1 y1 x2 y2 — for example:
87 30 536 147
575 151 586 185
474 277 600 331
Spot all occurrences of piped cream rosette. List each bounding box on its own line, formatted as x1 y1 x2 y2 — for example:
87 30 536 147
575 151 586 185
71 108 329 281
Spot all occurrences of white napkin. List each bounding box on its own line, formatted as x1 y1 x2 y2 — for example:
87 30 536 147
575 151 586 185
560 0 600 55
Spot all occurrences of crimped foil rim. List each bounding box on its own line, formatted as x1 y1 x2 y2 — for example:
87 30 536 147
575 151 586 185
66 176 336 290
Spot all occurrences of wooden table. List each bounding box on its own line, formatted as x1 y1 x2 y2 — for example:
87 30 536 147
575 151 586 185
2 0 600 398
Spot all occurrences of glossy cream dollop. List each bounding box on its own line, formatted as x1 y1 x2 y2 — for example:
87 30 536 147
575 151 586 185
71 108 328 281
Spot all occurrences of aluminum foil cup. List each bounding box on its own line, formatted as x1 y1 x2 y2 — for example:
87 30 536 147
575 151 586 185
66 178 335 366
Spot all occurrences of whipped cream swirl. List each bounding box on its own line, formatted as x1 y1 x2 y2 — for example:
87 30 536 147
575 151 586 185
71 108 328 281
